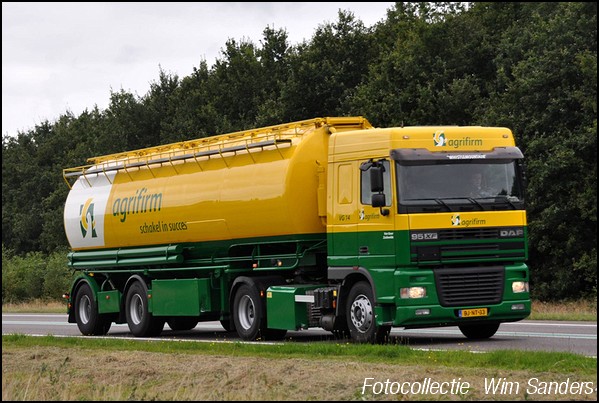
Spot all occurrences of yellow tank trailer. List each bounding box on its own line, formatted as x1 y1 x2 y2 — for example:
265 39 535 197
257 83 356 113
64 117 356 250
63 117 530 343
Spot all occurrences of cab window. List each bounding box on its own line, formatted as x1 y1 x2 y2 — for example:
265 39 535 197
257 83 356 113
360 160 392 206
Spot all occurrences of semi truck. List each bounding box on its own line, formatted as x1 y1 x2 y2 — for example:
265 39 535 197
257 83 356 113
62 116 530 343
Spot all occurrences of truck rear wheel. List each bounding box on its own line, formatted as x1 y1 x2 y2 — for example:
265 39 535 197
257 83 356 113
459 323 500 339
346 281 390 344
233 284 264 341
220 319 236 332
74 283 111 335
232 284 287 341
125 281 164 337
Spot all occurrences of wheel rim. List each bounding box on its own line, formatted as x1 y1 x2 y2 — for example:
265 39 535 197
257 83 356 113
129 294 144 325
350 294 373 333
79 295 91 324
237 295 255 330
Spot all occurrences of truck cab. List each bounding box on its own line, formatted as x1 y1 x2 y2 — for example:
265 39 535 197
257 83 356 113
326 126 530 342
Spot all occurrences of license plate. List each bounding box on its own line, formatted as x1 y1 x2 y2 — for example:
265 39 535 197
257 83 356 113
459 308 488 318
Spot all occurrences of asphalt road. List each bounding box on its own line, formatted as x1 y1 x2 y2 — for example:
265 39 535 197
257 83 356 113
2 313 596 357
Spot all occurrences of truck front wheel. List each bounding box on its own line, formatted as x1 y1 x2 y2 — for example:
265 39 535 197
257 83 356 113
458 323 500 339
125 281 164 337
74 283 111 335
346 281 390 344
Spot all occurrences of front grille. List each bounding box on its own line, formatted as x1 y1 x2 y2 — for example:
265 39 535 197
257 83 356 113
438 228 499 240
435 266 504 307
412 241 525 263
410 227 526 263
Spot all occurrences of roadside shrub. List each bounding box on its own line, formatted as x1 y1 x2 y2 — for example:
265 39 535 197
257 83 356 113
2 246 73 303
42 250 73 300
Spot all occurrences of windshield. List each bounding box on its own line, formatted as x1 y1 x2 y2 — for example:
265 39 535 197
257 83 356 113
396 161 524 212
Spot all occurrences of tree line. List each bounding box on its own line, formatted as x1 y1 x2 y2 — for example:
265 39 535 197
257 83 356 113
2 2 596 302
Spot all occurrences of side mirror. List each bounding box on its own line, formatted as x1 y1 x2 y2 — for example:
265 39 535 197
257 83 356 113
371 194 390 216
517 160 528 190
372 193 386 208
362 159 390 217
370 166 384 193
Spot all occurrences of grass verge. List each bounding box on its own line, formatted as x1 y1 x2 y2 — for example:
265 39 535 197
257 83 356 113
2 334 595 373
529 299 597 321
2 335 597 401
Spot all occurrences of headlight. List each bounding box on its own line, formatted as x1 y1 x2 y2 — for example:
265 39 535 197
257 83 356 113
400 287 427 299
512 281 529 293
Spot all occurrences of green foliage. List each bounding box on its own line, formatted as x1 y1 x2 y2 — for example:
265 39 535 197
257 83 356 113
475 2 597 300
283 10 377 120
1 2 596 301
2 247 74 303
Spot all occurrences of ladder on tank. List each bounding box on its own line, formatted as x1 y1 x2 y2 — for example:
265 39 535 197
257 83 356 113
62 116 370 188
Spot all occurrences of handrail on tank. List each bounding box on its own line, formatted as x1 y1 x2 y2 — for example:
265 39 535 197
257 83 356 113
101 165 114 185
244 139 257 163
62 117 372 187
86 116 369 164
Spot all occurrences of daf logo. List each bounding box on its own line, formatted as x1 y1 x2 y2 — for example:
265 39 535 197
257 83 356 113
500 228 524 237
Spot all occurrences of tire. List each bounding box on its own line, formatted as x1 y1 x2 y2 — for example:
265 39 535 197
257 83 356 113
331 329 350 340
331 316 350 340
232 284 263 341
220 319 236 332
73 282 111 335
459 323 500 339
232 283 286 341
125 281 164 337
263 328 288 341
167 317 199 331
346 281 390 344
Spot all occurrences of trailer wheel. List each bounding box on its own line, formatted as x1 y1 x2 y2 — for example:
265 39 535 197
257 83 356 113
346 281 390 344
74 283 111 335
458 323 500 339
167 317 199 331
125 281 164 337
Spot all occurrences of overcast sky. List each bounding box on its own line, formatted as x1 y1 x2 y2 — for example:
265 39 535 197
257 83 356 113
2 2 394 138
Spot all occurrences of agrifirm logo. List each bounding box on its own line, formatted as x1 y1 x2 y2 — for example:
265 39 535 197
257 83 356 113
433 130 447 147
65 171 113 248
433 130 483 149
80 198 98 238
451 214 486 227
112 187 163 223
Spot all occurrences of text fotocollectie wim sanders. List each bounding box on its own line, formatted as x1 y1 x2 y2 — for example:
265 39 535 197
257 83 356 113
361 377 596 397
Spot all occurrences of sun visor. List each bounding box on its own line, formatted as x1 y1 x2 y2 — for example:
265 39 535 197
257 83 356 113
391 147 524 165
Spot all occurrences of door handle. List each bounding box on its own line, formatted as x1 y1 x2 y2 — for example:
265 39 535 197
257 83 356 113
359 246 369 254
